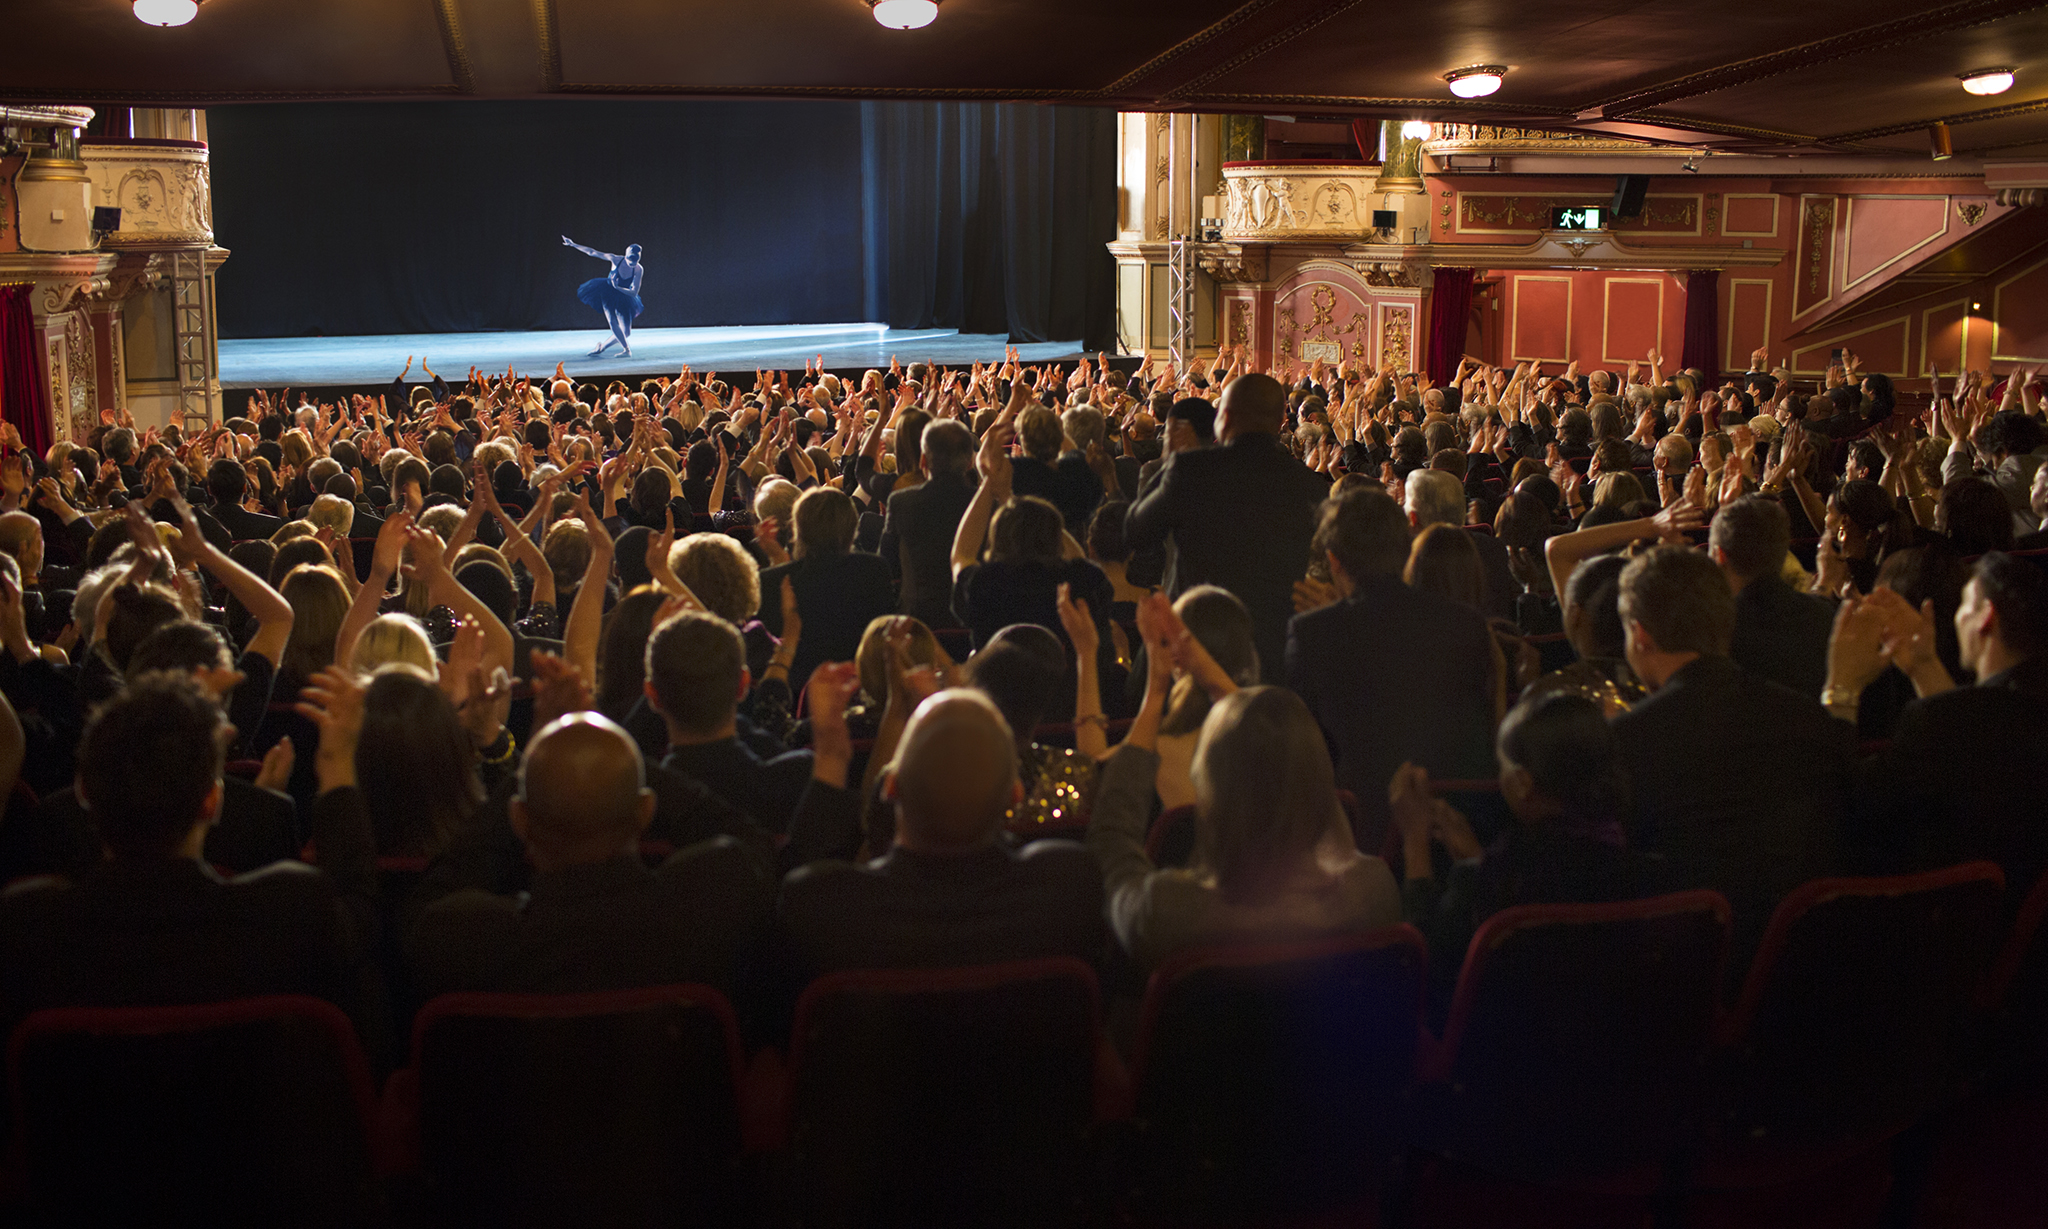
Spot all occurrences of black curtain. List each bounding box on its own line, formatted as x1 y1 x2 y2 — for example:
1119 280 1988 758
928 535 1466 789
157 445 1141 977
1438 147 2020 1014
210 100 1115 349
209 101 869 338
860 102 1116 350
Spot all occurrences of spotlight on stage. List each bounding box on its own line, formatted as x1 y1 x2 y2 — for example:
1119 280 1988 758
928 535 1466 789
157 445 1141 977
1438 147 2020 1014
133 0 199 26
869 0 938 29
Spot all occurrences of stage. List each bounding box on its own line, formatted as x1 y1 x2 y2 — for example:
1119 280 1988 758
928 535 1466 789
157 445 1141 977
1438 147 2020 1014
217 323 1090 388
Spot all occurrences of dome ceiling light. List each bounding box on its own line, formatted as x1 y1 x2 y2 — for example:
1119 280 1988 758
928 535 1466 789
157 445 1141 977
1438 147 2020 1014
869 0 938 29
1959 68 2015 96
1444 66 1506 99
133 0 198 25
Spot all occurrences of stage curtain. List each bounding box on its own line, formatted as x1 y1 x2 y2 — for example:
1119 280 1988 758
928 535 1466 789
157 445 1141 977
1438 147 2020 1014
0 285 53 456
1425 266 1475 387
860 102 1116 350
208 100 1116 349
1681 269 1721 390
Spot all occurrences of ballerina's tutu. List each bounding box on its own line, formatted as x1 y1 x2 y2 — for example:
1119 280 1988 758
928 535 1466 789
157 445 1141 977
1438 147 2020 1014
577 277 644 319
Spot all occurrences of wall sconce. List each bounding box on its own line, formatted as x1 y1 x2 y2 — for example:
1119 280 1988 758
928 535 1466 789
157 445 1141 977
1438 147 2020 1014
1930 122 1953 161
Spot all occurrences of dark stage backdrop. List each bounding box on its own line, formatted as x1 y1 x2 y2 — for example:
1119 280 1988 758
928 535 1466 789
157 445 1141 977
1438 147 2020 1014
209 100 1114 350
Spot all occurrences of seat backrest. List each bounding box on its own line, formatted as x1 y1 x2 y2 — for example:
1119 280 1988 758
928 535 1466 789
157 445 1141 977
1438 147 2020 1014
407 984 745 1229
1720 862 2006 1148
786 957 1106 1229
1426 890 1730 1178
1985 867 2048 1028
1132 927 1427 1220
8 995 379 1224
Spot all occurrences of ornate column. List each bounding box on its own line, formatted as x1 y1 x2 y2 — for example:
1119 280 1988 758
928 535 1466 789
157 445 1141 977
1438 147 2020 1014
82 131 225 433
1 106 120 446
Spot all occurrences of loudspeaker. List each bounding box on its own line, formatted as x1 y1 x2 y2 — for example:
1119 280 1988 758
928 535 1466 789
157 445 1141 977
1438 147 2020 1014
1371 209 1398 230
90 206 122 232
1609 175 1649 219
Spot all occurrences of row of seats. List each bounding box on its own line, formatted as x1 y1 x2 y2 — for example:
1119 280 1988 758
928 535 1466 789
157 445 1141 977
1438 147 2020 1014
5 861 2043 1227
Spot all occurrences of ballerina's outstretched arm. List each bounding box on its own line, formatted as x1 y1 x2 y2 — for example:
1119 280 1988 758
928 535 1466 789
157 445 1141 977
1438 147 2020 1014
561 235 616 262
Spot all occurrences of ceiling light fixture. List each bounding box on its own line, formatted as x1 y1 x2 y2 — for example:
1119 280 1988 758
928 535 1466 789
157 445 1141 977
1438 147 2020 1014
1400 120 1432 140
1929 122 1953 161
868 0 937 29
1444 66 1506 99
1959 67 2015 96
132 0 198 26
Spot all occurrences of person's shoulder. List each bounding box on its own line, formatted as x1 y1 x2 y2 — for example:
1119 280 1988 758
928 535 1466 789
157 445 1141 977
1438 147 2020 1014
778 857 874 913
1012 839 1105 888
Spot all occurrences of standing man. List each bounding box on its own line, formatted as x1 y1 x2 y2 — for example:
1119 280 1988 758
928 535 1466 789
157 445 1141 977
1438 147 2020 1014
1124 374 1327 683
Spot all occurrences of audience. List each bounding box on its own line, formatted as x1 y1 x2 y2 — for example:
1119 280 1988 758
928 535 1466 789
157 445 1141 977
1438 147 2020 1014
6 347 2045 1213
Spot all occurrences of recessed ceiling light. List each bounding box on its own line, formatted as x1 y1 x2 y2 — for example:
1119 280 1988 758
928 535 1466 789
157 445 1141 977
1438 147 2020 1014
1959 67 2015 96
869 0 937 29
133 0 198 26
1401 120 1432 139
1444 66 1506 99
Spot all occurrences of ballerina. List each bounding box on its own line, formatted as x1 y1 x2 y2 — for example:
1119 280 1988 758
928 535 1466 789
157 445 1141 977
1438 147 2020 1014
562 236 645 358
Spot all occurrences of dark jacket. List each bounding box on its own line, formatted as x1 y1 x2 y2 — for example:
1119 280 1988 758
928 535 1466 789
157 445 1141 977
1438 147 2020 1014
1730 573 1835 700
755 551 896 696
1851 653 2048 915
879 470 977 629
1285 574 1499 848
406 842 772 1000
1611 655 1852 960
1011 453 1105 537
0 788 380 1043
209 501 286 544
1125 433 1330 684
777 841 1105 979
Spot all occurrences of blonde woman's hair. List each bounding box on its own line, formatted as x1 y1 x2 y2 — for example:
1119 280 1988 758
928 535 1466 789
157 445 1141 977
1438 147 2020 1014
451 542 514 588
280 429 313 470
1191 686 1351 906
279 563 350 684
669 533 761 626
308 494 355 537
271 520 316 545
351 612 436 674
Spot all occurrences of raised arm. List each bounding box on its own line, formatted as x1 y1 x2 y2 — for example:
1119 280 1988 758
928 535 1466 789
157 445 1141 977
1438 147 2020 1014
562 494 614 685
335 511 411 670
1542 495 1703 600
561 235 613 262
169 496 297 668
951 424 1013 579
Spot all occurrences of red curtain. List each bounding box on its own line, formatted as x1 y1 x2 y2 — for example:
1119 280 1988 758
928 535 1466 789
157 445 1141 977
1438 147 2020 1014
1425 266 1475 387
0 285 54 456
1680 269 1721 392
1350 119 1380 163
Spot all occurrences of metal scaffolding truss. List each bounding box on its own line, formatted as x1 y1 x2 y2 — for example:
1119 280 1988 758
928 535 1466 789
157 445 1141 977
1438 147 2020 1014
1165 113 1197 373
167 249 218 431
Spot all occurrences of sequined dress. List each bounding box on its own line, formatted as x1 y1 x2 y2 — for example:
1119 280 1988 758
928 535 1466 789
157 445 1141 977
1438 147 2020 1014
1003 744 1099 837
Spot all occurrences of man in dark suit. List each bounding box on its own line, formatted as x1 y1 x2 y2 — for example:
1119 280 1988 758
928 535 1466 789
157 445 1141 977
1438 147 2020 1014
205 458 284 543
0 675 378 1043
645 611 863 847
1406 468 1516 620
879 420 978 629
1714 495 1834 700
1126 374 1330 684
406 713 774 999
1830 553 2048 909
1285 487 1499 849
778 688 1104 979
1612 546 1852 959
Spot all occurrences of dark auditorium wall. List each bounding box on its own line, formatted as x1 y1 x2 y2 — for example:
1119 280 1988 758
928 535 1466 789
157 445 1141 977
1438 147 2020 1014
209 100 1115 350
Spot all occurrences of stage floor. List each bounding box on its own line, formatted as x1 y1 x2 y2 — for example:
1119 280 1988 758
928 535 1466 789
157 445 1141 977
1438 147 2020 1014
217 324 1087 387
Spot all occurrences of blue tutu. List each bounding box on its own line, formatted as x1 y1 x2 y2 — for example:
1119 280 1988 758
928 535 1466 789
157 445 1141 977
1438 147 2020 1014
577 276 644 319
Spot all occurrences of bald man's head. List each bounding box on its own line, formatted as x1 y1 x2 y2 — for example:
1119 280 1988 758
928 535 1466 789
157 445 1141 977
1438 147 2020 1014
1217 373 1286 441
512 713 655 869
886 690 1020 852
